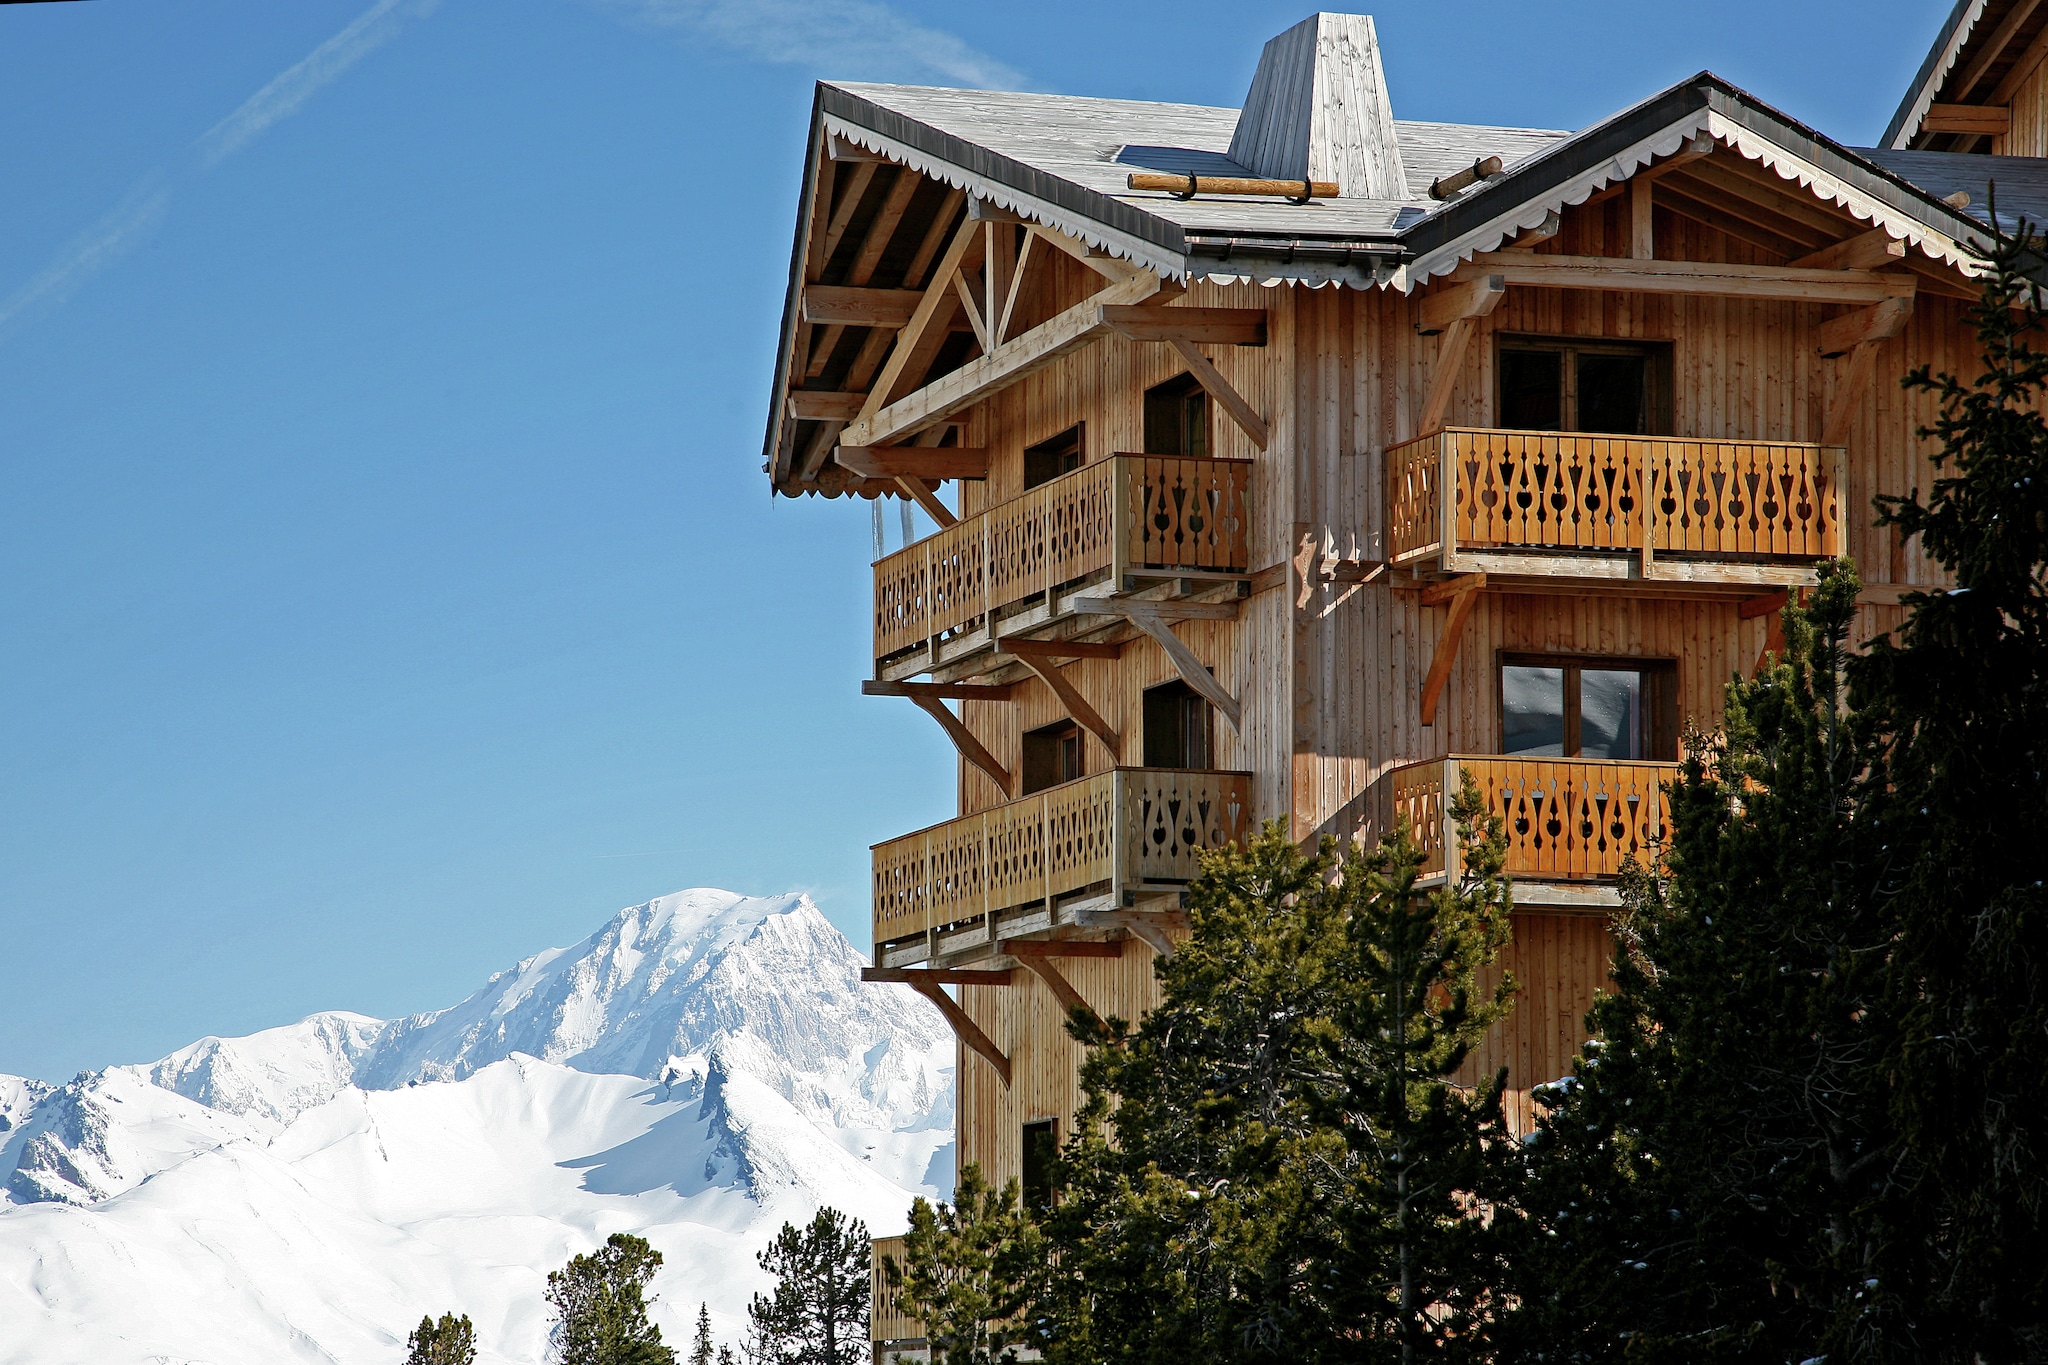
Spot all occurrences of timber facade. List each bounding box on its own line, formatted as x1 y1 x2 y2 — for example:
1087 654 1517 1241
759 7 2048 1356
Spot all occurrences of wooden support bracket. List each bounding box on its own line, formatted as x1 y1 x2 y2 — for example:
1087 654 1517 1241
906 977 1011 1085
1074 597 1241 733
995 637 1122 759
1167 338 1269 449
1100 305 1267 346
894 476 959 528
897 691 1013 795
1001 939 1123 1026
1417 277 1506 433
838 446 990 480
1818 295 1914 360
1419 573 1487 726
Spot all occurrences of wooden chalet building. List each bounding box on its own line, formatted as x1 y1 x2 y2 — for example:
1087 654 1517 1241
759 6 2048 1354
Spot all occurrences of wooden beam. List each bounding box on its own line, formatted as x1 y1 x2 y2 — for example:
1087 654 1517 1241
1007 651 1121 760
1001 939 1126 959
1671 158 1865 239
1790 229 1909 272
1822 341 1885 449
994 637 1124 660
1072 597 1239 621
802 286 923 328
894 476 959 528
793 420 843 483
1630 176 1654 259
862 967 1014 984
857 215 983 425
787 391 867 421
1989 19 2048 105
1418 273 1506 336
819 162 878 271
951 266 992 352
1014 953 1093 1018
845 270 1176 448
1651 183 1809 260
1923 103 2012 135
1502 211 1562 248
862 680 1016 701
1457 253 1917 303
1168 338 1268 450
1100 305 1267 346
1026 224 1148 284
905 691 1012 794
1083 599 1241 733
1419 316 1481 435
1949 0 2043 103
995 228 1036 345
1419 574 1485 726
906 978 1010 1085
1817 295 1914 359
966 198 1024 223
838 446 990 480
983 222 1015 348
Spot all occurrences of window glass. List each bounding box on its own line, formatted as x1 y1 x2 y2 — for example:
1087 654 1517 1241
1022 1120 1058 1210
1502 665 1565 756
1576 354 1647 434
1144 374 1208 457
1578 668 1643 760
1143 680 1212 769
1025 424 1083 490
1021 722 1084 794
1499 349 1563 430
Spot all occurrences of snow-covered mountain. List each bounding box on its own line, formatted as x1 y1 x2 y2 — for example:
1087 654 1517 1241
0 889 954 1365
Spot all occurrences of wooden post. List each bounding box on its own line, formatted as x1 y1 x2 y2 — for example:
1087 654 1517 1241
1440 431 1459 570
1640 448 1656 578
1442 759 1463 884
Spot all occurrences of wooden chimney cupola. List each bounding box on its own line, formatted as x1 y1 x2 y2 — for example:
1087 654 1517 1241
1228 11 1409 199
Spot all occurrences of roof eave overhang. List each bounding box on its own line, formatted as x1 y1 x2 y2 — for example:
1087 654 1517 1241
763 90 827 491
1395 73 1991 291
1884 0 1989 150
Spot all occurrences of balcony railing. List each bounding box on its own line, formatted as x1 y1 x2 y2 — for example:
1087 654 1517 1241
1390 755 1677 882
874 454 1251 670
1387 428 1841 568
873 767 1253 952
870 1235 923 1349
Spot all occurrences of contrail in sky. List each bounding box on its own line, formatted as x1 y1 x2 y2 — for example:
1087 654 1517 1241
583 0 1028 90
0 0 441 341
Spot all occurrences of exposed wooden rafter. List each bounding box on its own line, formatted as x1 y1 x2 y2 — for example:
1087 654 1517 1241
1419 573 1487 726
994 636 1122 759
1790 229 1909 272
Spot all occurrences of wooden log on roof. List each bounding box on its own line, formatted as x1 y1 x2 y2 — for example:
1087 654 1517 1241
1125 172 1338 200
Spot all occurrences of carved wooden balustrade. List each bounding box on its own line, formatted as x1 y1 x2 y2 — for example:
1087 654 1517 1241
873 454 1252 670
869 1235 923 1349
1387 429 1842 568
1389 755 1677 882
872 768 1253 950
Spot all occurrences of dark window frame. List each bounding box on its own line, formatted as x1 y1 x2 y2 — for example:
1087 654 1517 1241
1024 422 1085 490
1143 372 1210 457
1495 334 1675 436
1021 719 1086 794
1143 678 1214 770
1022 1118 1058 1210
1497 650 1680 761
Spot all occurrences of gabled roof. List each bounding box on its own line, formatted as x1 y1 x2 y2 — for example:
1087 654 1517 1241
1884 0 2048 150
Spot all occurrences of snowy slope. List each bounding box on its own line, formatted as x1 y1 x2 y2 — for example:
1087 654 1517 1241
0 890 954 1365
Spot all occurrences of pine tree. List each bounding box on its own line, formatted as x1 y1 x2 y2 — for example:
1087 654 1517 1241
1854 205 2048 1358
405 1312 476 1365
690 1303 714 1365
1506 563 1897 1360
747 1206 872 1365
717 1347 735 1365
1037 805 1516 1364
545 1232 677 1365
885 1165 1044 1365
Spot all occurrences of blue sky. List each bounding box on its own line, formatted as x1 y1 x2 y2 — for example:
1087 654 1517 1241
1 0 1941 1081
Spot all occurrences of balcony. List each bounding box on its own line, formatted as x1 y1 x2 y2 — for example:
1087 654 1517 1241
1387 428 1841 587
1389 755 1676 886
873 454 1252 680
872 767 1252 963
870 1234 923 1356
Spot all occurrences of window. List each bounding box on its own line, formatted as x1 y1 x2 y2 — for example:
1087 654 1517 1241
1021 721 1085 794
1024 423 1084 490
1143 679 1213 769
1144 373 1208 456
1496 336 1672 435
1500 654 1678 760
1022 1119 1058 1210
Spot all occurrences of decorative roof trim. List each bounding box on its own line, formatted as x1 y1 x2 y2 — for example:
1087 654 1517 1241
1396 109 1711 289
1885 0 1988 150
